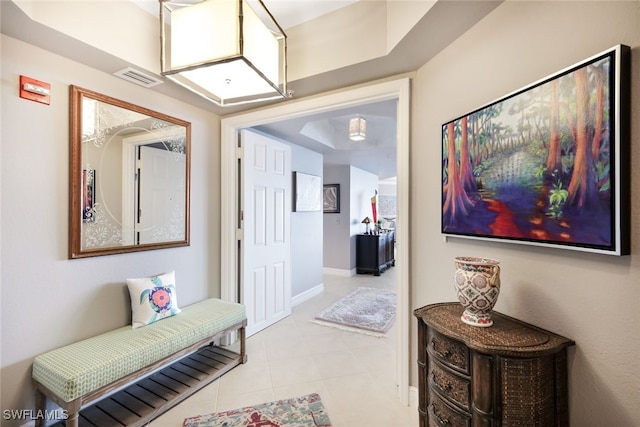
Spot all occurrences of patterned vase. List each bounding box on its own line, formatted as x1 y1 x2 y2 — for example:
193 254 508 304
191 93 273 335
454 256 501 327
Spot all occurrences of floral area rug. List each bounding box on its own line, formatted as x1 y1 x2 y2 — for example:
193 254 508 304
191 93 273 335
312 287 396 337
183 393 332 427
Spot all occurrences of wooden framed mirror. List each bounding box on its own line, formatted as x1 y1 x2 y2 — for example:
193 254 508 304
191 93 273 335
69 85 191 258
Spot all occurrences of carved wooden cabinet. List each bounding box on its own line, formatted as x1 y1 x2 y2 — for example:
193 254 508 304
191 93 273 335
414 303 574 427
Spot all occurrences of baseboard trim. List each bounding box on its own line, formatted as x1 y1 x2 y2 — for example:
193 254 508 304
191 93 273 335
322 267 355 277
409 386 419 408
292 283 324 306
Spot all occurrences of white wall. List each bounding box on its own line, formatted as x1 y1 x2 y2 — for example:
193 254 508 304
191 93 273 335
411 1 640 426
378 178 396 198
323 165 379 272
323 166 351 271
0 35 221 423
290 144 324 297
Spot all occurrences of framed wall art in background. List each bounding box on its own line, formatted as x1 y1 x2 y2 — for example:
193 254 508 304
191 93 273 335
323 184 340 213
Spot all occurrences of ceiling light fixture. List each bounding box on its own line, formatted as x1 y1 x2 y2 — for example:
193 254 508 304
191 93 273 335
349 116 366 141
160 0 288 106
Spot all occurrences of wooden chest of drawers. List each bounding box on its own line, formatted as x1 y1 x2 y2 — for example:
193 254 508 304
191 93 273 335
414 303 574 427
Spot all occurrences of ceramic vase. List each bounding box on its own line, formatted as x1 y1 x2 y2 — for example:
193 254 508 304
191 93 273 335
454 256 501 327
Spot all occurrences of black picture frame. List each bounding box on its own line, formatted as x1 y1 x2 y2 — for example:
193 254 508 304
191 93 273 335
441 45 630 256
323 184 340 213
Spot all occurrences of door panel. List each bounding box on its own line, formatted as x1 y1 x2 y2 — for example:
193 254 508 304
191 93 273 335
274 188 285 243
253 186 266 246
273 261 286 314
241 129 291 336
252 266 267 326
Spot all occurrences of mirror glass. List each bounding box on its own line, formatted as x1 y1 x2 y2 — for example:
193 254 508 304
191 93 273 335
69 86 191 258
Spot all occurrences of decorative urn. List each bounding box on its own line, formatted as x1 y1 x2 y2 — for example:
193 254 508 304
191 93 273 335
454 256 501 327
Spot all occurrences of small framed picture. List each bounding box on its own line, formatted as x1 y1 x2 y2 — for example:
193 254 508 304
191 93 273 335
323 184 340 213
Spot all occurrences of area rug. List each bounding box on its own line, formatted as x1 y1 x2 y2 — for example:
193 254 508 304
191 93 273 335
183 393 332 427
312 287 396 337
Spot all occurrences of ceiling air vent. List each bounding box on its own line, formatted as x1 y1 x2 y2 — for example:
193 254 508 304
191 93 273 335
113 67 163 88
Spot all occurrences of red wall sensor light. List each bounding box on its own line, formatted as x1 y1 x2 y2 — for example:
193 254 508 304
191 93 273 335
20 75 51 105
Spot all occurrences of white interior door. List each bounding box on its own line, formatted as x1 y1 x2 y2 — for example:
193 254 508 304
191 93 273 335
241 129 291 336
138 145 185 244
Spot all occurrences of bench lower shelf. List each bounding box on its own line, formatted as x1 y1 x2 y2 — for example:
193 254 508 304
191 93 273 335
52 345 245 427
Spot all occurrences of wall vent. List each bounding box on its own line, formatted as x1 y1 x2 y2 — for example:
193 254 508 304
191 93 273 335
113 67 163 88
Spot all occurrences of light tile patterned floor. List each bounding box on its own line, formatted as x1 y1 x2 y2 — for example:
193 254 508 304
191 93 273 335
150 269 417 426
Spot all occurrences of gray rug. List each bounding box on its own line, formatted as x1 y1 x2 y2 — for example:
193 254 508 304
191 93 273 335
312 287 396 337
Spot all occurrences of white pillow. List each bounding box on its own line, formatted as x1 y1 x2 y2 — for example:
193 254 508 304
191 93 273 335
127 271 181 329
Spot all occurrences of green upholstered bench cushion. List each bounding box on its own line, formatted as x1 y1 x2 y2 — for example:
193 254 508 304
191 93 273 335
32 298 246 402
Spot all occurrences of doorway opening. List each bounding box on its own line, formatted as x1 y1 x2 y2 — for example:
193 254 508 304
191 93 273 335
220 78 410 405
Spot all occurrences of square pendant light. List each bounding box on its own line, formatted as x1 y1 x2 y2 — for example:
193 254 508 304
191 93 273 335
349 116 366 141
160 0 288 106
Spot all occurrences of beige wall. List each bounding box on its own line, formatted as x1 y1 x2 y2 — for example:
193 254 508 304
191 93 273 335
2 2 640 426
411 1 640 426
0 35 221 424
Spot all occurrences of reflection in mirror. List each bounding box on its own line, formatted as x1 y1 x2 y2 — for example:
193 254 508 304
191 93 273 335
70 86 191 258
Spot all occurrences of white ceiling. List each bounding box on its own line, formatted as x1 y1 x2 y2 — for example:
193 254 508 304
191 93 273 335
259 0 360 29
254 98 398 179
132 0 360 30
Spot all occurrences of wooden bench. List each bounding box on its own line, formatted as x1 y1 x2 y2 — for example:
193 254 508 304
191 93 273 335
32 298 247 427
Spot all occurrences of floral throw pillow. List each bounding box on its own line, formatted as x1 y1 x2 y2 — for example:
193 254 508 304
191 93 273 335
127 271 181 329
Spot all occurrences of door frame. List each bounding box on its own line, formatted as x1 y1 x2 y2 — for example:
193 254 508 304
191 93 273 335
220 77 411 405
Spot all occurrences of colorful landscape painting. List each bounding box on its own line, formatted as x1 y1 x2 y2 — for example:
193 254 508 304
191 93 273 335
441 46 628 254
